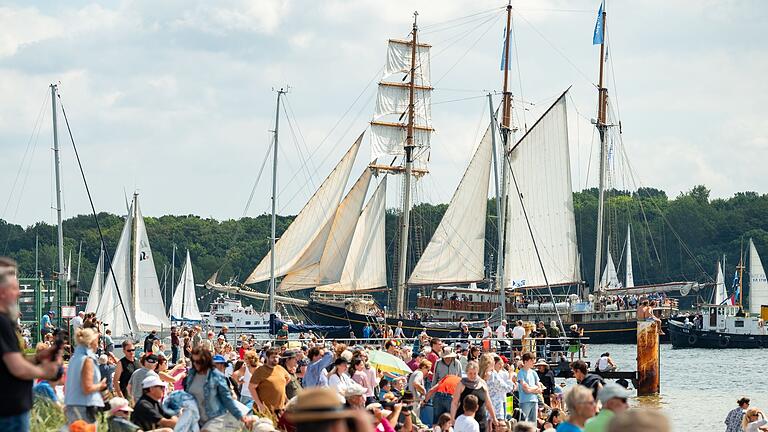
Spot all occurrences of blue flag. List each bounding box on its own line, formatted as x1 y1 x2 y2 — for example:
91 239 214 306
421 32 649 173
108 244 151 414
593 2 604 45
500 26 512 70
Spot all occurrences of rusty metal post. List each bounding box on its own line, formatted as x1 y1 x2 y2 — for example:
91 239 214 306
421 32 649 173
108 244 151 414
636 320 660 395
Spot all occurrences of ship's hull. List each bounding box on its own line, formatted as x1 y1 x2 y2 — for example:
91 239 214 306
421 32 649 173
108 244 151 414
301 301 666 344
668 320 768 349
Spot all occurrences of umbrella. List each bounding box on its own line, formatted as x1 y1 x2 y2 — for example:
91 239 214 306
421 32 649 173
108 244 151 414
366 349 411 375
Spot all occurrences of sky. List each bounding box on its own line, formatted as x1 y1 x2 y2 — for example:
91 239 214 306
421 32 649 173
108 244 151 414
1 0 766 227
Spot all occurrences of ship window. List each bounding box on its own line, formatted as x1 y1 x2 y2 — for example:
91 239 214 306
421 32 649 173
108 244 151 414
735 320 744 327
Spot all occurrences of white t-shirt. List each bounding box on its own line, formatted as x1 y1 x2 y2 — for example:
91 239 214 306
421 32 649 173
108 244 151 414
596 356 610 371
454 414 480 432
482 326 492 339
495 325 507 339
511 325 525 339
71 316 83 332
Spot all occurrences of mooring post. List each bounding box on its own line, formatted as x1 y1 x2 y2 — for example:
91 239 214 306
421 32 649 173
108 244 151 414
636 320 660 395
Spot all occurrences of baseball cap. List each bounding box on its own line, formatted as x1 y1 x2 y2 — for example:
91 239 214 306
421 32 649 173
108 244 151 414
212 354 227 364
597 382 632 404
142 374 165 389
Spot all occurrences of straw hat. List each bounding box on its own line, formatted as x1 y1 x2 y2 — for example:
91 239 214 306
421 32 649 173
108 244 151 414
286 387 356 423
534 359 549 368
441 348 457 359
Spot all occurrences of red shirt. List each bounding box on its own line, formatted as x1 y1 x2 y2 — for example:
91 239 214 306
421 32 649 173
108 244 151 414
426 352 440 378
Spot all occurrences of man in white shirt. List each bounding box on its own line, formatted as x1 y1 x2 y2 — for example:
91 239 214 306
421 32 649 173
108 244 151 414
495 320 508 354
511 320 526 357
71 311 84 333
482 320 493 339
454 394 480 432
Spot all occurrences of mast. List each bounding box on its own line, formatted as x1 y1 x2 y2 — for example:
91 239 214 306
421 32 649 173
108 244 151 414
269 88 286 316
738 240 745 308
180 251 187 318
51 84 66 324
171 244 176 311
592 4 608 300
395 12 419 317
131 193 139 315
496 1 513 320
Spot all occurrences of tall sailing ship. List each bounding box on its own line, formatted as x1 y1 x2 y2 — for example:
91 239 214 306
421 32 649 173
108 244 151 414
209 4 701 343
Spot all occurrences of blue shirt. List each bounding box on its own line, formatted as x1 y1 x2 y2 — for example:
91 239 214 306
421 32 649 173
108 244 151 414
303 351 333 388
517 368 540 404
33 381 57 402
362 326 372 339
556 421 583 432
41 315 52 329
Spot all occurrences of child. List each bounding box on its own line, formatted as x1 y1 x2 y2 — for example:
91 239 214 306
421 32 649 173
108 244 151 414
454 395 480 432
433 413 454 432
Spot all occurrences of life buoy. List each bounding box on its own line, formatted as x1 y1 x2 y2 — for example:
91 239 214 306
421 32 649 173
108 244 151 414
687 334 698 346
718 336 731 348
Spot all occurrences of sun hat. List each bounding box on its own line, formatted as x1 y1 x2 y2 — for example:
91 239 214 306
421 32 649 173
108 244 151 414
108 397 133 415
534 359 549 367
142 374 165 389
441 348 457 358
286 387 355 423
343 383 367 397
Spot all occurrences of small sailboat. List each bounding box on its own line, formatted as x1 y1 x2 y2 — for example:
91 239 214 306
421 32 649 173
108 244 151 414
95 193 170 338
84 247 104 313
170 250 202 322
669 238 768 348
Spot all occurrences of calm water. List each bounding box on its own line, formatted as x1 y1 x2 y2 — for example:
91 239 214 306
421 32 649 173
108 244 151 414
575 344 768 430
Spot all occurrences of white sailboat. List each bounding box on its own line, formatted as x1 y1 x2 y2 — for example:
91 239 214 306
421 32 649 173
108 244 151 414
95 193 170 337
600 245 621 290
84 247 104 313
748 239 768 317
712 261 727 305
170 250 202 322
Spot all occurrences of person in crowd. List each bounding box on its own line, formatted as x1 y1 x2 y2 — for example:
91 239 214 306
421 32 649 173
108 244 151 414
351 358 374 402
454 394 480 432
281 349 303 400
480 353 514 422
570 360 604 402
170 327 179 364
368 402 399 432
276 324 289 347
33 367 65 407
101 329 114 356
583 383 631 432
185 346 252 430
63 327 107 425
557 385 596 431
451 361 496 432
567 325 583 362
191 326 202 349
546 408 564 429
71 311 85 333
127 353 159 404
343 383 367 409
0 258 61 431
235 349 259 404
250 347 291 415
407 359 431 407
724 397 750 432
212 354 240 400
433 348 463 390
286 387 373 432
516 353 543 423
512 422 536 432
157 354 186 390
304 346 334 388
98 354 116 394
511 321 526 358
106 396 143 432
594 353 617 373
131 375 177 430
742 408 768 432
606 408 670 432
328 357 354 396
394 321 406 339
407 351 423 372
534 358 556 407
41 310 56 337
434 412 453 432
143 330 158 354
113 340 140 399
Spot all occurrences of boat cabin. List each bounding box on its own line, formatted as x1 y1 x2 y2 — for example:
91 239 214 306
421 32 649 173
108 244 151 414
699 304 764 334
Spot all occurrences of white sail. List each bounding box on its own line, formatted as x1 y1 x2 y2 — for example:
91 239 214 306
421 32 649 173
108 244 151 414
713 261 726 304
504 94 581 288
317 177 388 292
170 250 202 321
625 225 634 288
601 247 621 289
278 169 373 292
375 84 432 125
95 211 137 338
408 125 493 285
748 239 768 315
245 135 362 284
84 248 104 313
133 200 171 331
384 39 431 85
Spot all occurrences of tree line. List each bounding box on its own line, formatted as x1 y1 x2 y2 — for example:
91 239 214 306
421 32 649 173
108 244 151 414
2 184 767 311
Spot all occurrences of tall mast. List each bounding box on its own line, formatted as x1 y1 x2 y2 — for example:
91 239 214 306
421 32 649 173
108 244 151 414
51 84 66 324
495 1 513 320
269 88 286 316
738 239 745 308
593 4 608 299
394 12 419 318
131 193 139 315
180 251 187 318
171 243 176 311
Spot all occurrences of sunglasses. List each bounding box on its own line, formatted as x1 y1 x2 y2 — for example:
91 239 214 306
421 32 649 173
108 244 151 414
125 349 136 352
146 359 157 364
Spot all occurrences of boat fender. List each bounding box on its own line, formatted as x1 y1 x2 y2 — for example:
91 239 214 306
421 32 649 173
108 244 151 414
718 336 730 348
759 319 764 328
687 334 698 346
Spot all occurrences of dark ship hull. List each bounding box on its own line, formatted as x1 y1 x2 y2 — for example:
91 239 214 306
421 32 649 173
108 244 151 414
668 320 768 349
301 300 667 344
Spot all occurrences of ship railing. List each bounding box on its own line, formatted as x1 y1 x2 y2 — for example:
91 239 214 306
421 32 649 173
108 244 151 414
311 292 374 303
416 297 509 313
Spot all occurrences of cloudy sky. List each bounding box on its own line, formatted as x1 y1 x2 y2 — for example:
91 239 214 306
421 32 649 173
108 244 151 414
1 0 766 227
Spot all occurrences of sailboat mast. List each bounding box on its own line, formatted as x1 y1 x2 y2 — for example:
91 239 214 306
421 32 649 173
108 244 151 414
171 243 176 308
131 193 139 316
738 240 745 307
51 84 66 323
269 88 286 316
495 1 513 320
180 252 187 319
395 12 419 318
593 5 608 299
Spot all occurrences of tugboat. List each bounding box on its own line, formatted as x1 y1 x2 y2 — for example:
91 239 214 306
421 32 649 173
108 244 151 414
669 239 768 348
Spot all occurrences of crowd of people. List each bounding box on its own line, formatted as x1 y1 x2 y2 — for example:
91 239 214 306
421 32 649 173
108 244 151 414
0 256 762 432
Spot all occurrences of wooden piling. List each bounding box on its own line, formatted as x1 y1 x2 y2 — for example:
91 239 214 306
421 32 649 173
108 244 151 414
636 320 660 395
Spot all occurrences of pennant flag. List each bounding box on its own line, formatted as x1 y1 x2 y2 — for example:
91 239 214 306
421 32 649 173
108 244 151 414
593 2 605 45
500 26 512 70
